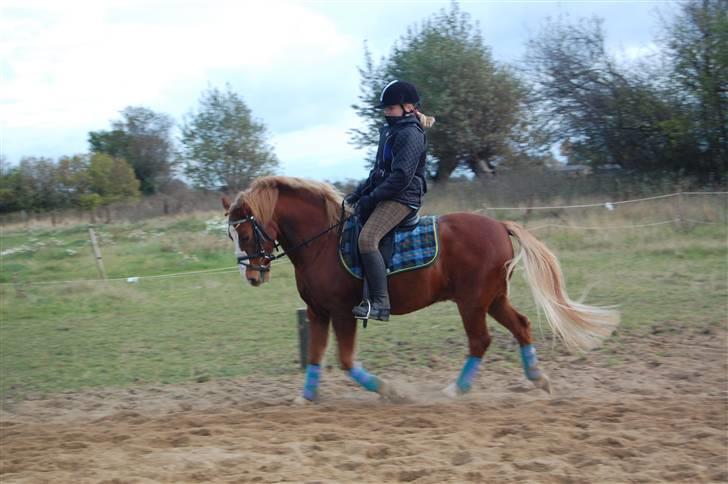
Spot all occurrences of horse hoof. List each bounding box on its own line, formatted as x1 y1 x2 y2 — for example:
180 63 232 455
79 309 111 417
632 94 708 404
293 395 315 405
378 381 411 403
442 383 460 398
532 375 552 394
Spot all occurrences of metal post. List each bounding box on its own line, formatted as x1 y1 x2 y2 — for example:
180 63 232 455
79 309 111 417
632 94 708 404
88 225 107 280
296 308 309 370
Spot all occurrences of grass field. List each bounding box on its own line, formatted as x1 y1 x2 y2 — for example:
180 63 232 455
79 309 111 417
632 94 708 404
1 196 726 401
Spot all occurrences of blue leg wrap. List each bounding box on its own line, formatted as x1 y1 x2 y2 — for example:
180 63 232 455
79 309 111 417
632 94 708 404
349 365 381 392
303 364 321 401
520 344 542 380
456 356 482 393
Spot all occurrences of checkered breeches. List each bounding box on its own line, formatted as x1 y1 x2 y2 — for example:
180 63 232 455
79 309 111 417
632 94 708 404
358 201 413 253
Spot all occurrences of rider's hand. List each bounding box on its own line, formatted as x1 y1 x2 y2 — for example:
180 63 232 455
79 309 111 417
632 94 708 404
357 195 377 221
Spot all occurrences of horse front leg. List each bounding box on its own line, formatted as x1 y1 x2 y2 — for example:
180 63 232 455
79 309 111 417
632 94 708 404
296 307 330 403
331 314 408 402
331 314 381 391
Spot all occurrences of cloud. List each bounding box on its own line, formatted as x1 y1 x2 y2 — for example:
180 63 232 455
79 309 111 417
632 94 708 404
0 0 356 135
271 114 369 181
613 42 660 62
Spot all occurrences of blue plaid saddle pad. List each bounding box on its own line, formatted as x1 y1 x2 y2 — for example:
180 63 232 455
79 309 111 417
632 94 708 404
339 215 440 279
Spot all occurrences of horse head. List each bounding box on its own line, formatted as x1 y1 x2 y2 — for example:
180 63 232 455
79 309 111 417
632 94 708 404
222 194 278 286
222 176 348 287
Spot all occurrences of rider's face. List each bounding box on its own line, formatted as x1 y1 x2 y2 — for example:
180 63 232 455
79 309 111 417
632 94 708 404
383 105 403 116
383 103 415 117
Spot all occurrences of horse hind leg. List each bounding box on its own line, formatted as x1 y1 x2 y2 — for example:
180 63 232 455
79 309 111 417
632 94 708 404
443 304 491 397
488 295 552 394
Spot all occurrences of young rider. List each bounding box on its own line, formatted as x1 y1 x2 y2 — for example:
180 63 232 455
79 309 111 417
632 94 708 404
345 80 435 322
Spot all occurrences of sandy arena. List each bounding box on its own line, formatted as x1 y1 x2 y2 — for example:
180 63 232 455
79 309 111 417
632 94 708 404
1 321 726 483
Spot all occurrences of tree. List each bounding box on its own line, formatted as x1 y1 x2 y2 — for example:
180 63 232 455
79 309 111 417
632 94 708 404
0 157 63 213
56 153 139 219
0 153 139 217
20 157 61 211
351 3 527 181
87 153 140 205
524 15 704 174
0 160 22 213
89 106 175 194
662 0 727 174
180 85 278 192
56 155 92 208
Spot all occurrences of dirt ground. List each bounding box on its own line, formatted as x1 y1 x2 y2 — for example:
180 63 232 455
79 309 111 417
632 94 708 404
1 321 726 484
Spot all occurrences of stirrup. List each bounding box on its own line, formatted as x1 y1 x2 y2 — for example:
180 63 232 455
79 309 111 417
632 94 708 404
353 299 371 328
353 299 372 320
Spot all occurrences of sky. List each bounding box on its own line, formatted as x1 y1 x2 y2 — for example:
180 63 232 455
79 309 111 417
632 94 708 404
0 0 678 182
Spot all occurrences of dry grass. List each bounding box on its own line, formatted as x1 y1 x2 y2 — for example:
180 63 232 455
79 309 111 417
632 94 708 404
423 185 725 230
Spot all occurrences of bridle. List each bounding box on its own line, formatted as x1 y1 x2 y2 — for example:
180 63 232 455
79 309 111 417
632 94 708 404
228 202 351 274
227 215 280 273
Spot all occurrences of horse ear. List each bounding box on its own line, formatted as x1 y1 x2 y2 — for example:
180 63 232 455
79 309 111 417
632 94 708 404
221 196 232 216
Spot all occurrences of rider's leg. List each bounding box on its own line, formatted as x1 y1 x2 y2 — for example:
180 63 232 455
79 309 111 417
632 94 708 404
354 201 412 321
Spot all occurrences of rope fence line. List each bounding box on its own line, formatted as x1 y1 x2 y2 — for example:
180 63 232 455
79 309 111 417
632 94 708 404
527 218 726 231
530 220 677 231
474 190 727 212
2 267 236 286
0 258 292 287
683 218 725 225
1 190 725 287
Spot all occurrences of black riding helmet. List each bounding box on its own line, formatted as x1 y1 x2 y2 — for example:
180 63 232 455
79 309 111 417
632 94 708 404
377 80 420 108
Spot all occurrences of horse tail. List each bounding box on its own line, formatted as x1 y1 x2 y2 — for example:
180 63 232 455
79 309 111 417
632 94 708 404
503 221 619 352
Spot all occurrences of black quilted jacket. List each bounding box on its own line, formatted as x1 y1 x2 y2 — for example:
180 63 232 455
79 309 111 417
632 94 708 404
354 115 428 208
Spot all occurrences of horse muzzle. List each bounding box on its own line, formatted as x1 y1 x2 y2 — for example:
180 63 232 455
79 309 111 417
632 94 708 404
242 263 271 286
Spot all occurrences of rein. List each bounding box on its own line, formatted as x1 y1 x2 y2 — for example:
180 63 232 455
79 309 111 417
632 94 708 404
229 201 351 272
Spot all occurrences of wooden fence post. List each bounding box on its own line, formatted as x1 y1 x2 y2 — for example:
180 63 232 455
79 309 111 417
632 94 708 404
88 225 107 280
296 308 309 370
12 275 26 299
676 191 684 230
522 195 534 226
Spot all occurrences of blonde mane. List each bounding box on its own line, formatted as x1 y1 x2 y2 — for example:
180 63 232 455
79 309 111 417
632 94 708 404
231 176 349 227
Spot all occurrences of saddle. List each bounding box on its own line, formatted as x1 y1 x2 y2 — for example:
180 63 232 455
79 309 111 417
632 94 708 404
339 212 439 279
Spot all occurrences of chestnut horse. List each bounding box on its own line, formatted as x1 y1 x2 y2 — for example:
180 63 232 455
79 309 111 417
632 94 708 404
223 176 619 402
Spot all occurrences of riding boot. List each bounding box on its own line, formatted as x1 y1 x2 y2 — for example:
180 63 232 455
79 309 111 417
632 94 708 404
352 251 390 321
